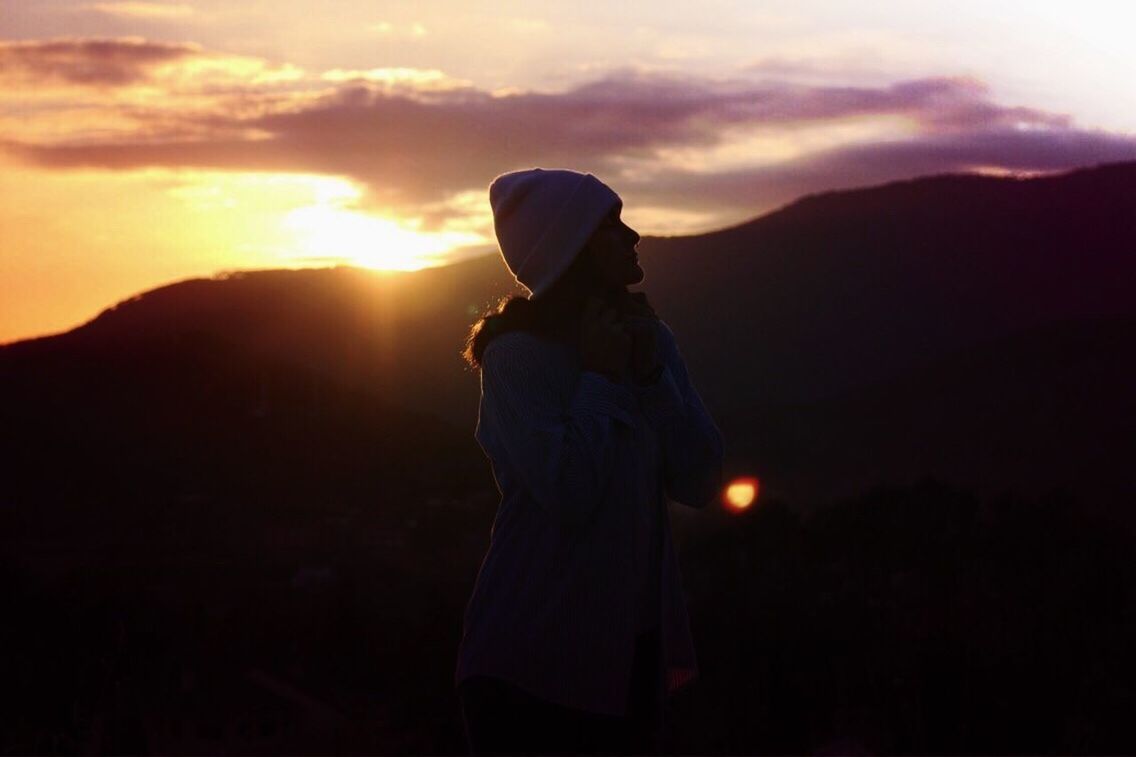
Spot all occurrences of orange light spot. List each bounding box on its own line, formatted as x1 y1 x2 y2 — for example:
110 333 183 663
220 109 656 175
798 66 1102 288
723 476 759 512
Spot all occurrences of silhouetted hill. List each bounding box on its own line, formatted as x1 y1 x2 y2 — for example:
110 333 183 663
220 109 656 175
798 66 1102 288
1 260 517 429
0 319 486 504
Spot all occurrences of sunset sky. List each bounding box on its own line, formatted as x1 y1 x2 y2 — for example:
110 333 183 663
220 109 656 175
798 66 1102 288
2 0 1135 343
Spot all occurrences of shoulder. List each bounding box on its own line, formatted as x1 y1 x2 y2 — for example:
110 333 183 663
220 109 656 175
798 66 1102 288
644 317 679 359
480 331 568 387
655 318 677 344
482 330 560 364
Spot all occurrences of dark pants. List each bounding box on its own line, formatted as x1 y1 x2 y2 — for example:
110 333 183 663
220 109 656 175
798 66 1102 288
458 626 663 756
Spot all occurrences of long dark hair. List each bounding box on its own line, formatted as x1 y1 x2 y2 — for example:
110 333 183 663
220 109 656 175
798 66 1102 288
462 246 622 369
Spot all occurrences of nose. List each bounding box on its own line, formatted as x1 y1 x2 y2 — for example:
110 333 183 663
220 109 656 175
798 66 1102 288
624 223 640 246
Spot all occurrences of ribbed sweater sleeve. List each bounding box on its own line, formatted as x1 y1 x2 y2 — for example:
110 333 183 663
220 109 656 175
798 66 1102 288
478 332 638 531
633 321 725 508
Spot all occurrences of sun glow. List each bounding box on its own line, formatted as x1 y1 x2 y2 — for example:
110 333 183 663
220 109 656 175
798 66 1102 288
282 177 483 270
0 165 493 344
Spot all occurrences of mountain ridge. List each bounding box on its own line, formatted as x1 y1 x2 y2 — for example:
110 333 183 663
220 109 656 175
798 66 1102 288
5 160 1133 350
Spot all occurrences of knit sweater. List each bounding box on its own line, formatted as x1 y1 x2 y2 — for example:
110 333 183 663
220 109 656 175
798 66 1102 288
453 317 725 718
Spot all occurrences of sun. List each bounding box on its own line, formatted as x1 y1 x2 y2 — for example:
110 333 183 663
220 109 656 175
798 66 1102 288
283 177 482 270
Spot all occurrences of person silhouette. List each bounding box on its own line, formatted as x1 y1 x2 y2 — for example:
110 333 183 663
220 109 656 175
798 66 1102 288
455 168 724 755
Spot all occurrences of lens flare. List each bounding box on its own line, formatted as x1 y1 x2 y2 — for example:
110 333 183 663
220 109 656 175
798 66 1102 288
723 476 759 512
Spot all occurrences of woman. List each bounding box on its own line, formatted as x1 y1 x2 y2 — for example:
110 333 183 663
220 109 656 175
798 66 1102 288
454 168 724 755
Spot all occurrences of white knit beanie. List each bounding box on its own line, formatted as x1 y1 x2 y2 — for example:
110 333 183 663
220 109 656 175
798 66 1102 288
489 168 621 299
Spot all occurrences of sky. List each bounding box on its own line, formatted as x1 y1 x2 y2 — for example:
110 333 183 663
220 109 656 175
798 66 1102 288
2 0 1135 343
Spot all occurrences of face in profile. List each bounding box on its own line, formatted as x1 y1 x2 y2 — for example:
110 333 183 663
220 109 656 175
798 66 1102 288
582 205 643 290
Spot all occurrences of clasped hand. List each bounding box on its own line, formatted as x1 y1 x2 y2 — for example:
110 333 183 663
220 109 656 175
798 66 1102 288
580 293 662 384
